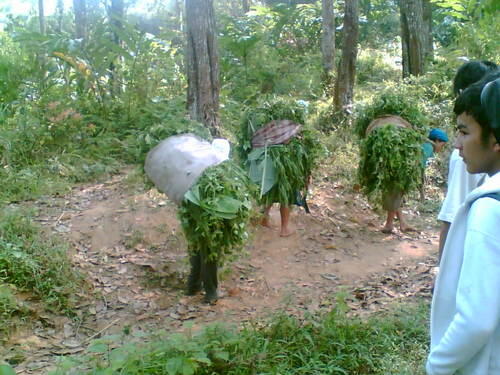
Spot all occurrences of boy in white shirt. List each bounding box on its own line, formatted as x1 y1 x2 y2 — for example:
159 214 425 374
427 73 500 374
437 61 497 260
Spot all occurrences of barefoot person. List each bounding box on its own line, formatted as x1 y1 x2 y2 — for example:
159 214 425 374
250 119 314 237
240 99 319 238
426 73 500 375
380 128 448 233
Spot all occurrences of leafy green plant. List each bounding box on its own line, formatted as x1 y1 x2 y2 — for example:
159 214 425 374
356 48 400 85
0 209 85 312
178 160 254 262
50 301 429 374
0 284 29 339
354 85 430 139
124 100 212 164
358 124 423 205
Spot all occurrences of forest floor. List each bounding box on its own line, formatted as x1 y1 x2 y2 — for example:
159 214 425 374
2 167 440 374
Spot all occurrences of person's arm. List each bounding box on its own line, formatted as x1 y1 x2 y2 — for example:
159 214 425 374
438 221 451 262
427 201 500 375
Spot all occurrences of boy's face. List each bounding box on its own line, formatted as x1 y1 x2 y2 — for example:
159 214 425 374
455 112 500 175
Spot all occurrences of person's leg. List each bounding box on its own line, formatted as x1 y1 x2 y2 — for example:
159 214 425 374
396 209 416 232
279 205 295 237
186 252 202 295
420 168 426 201
382 210 396 233
201 251 218 303
260 205 273 228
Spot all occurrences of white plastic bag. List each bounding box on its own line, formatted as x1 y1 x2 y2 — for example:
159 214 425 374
145 134 230 205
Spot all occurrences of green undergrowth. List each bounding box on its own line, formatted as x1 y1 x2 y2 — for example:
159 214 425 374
49 301 429 375
0 208 85 326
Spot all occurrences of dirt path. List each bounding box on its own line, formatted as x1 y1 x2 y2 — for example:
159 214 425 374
3 169 439 373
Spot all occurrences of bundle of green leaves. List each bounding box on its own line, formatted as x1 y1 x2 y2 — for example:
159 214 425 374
354 86 430 139
358 124 423 205
238 96 320 206
178 160 254 262
258 130 319 206
237 96 308 162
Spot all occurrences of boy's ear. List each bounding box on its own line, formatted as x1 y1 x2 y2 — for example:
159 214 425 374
494 142 500 153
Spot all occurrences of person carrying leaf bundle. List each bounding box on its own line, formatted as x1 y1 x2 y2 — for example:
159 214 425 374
180 160 253 303
145 135 253 304
358 114 448 234
247 119 316 237
239 98 319 238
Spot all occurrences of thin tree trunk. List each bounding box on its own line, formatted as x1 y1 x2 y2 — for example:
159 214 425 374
321 0 335 84
185 0 221 137
38 0 46 35
334 0 359 113
173 0 183 32
242 0 250 13
73 0 87 43
108 0 124 97
56 0 64 32
422 0 433 61
399 0 425 77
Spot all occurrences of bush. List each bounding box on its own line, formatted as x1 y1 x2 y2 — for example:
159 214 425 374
356 49 400 85
51 301 429 374
0 208 85 313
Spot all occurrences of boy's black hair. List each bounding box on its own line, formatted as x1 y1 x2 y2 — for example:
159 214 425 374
454 71 500 144
453 60 498 96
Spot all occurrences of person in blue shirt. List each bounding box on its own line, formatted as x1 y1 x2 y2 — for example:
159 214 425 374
419 128 449 200
423 129 449 167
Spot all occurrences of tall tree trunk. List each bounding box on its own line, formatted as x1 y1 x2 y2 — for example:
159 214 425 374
73 0 87 43
422 0 433 61
38 0 46 34
321 0 335 85
399 0 425 77
334 0 359 112
185 0 221 137
108 0 124 97
56 0 64 32
242 0 250 13
173 0 183 32
110 0 124 45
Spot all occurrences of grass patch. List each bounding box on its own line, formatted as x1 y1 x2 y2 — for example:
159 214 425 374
0 208 85 314
0 284 31 339
50 301 429 374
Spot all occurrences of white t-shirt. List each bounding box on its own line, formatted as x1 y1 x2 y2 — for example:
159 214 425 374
437 149 485 223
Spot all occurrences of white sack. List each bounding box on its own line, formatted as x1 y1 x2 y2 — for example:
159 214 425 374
144 134 230 205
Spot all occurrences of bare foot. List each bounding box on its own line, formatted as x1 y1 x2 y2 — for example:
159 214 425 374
381 226 394 234
400 225 417 233
280 228 296 237
260 218 274 229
